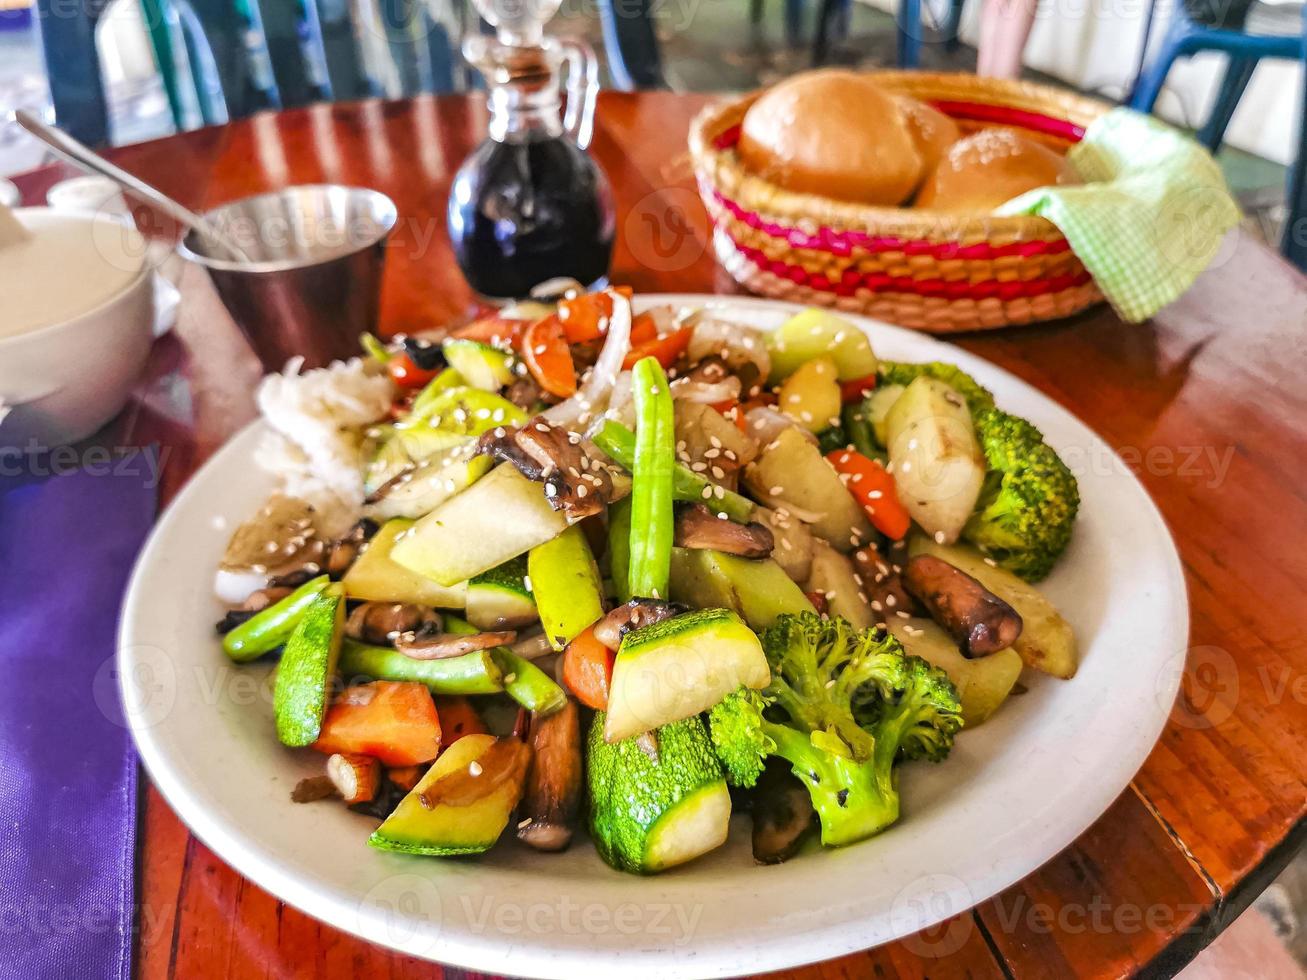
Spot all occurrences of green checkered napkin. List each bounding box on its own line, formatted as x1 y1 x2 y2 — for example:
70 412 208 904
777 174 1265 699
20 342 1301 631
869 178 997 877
996 107 1242 323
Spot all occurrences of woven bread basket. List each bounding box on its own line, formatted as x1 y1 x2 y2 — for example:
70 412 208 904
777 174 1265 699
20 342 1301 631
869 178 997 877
689 72 1113 333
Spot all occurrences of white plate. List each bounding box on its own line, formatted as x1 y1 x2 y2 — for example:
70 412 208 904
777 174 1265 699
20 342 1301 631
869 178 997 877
119 295 1187 979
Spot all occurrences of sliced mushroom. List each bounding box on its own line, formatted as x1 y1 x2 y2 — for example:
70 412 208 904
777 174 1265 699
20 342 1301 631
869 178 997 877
518 700 583 852
852 541 922 619
216 495 324 602
346 602 442 646
476 416 614 519
325 518 380 578
750 760 817 865
394 629 516 661
592 599 686 651
418 737 532 809
902 554 1023 658
674 503 774 559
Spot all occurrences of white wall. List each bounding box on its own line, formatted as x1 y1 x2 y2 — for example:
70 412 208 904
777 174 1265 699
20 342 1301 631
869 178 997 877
864 0 1301 164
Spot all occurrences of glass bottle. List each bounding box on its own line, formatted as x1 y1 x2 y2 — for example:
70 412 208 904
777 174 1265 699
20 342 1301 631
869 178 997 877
447 1 614 300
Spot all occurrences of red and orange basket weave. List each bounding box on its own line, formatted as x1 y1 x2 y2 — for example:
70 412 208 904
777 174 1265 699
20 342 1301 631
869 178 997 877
689 72 1113 333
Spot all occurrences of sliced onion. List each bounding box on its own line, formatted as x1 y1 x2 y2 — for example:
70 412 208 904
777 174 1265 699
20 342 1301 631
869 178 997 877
544 289 632 431
744 406 819 447
670 376 741 404
685 314 771 379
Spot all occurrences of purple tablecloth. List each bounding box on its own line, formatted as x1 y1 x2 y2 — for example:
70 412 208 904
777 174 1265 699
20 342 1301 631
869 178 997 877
0 451 157 980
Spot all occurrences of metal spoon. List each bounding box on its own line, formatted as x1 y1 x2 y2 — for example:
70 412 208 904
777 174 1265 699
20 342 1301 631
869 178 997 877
12 109 253 263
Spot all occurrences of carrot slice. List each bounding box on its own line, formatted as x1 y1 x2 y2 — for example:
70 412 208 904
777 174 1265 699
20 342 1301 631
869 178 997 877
826 448 912 540
431 695 487 746
453 315 523 347
621 325 693 371
561 625 614 710
627 311 659 346
558 286 634 344
312 681 442 767
520 315 578 397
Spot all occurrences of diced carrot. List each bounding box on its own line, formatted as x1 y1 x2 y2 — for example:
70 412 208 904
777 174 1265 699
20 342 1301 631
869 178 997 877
453 315 524 347
520 315 578 397
621 326 694 371
826 448 912 540
561 625 614 711
710 399 750 434
840 373 878 404
387 355 441 390
557 286 633 344
430 695 487 746
312 681 442 767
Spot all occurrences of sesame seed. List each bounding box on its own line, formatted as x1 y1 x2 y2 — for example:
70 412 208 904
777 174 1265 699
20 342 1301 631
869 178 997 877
518 817 533 829
701 486 713 499
770 485 783 495
934 530 947 543
504 673 517 683
469 761 483 776
896 610 911 619
711 465 725 479
523 575 533 591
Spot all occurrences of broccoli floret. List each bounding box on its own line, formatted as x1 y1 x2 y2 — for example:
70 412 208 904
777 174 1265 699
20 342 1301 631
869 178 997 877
855 655 964 764
963 407 1080 581
707 688 774 788
708 613 961 848
877 361 995 414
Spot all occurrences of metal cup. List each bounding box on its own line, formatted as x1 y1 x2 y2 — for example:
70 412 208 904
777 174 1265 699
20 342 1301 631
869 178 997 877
178 185 398 370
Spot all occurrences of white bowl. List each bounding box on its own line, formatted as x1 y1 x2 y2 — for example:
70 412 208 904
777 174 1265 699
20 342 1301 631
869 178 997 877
0 208 155 448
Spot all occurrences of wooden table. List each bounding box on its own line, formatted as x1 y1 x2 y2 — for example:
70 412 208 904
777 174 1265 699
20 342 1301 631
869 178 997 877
15 91 1306 979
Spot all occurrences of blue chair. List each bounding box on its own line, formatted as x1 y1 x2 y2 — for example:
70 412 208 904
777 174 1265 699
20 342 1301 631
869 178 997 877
598 0 667 89
1128 1 1306 269
36 0 115 145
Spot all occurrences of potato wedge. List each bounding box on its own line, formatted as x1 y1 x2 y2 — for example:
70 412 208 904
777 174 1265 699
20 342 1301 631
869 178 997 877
805 540 874 629
908 535 1078 678
889 618 1024 726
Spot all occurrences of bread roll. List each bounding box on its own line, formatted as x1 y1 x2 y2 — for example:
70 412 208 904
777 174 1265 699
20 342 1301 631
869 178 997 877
894 95 960 176
915 127 1074 212
738 70 923 206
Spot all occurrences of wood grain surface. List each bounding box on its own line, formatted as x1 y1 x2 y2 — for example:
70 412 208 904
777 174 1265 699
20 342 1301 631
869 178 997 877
13 91 1306 979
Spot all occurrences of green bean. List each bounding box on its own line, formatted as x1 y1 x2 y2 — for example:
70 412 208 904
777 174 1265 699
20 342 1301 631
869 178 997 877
491 648 568 716
607 496 633 604
593 421 755 524
628 357 675 600
221 575 331 663
336 640 505 695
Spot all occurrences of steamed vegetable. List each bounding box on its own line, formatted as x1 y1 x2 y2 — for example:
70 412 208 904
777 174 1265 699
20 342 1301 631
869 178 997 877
707 613 961 847
342 519 467 608
605 608 771 743
222 575 330 662
777 355 841 433
311 681 442 766
588 712 731 874
529 525 604 650
888 618 1023 726
767 308 879 382
826 448 912 540
594 421 755 523
668 548 815 630
370 734 529 856
273 586 346 747
562 624 615 709
963 408 1080 582
338 639 505 694
627 356 676 600
882 376 986 544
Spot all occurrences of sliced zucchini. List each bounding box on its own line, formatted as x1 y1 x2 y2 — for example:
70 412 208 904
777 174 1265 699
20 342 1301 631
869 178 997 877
273 586 346 747
587 713 731 874
466 555 537 630
866 383 905 448
605 608 771 743
342 519 467 608
668 547 815 631
391 465 571 587
366 442 492 522
369 734 525 856
442 339 516 391
529 525 605 651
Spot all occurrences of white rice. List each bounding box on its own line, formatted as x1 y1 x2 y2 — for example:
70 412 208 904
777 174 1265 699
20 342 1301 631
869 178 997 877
253 356 395 536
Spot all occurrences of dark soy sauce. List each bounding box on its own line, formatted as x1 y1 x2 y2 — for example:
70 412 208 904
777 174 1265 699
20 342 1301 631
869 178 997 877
448 133 615 300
